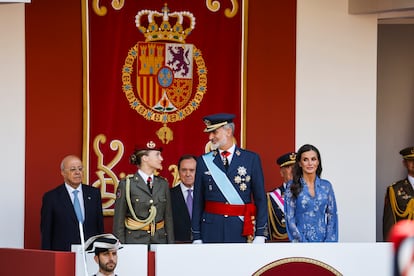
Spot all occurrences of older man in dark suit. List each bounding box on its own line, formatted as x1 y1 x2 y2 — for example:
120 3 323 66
192 113 268 243
170 154 197 243
41 155 104 251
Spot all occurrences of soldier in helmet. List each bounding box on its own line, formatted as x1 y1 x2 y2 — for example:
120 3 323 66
383 146 414 241
113 141 174 244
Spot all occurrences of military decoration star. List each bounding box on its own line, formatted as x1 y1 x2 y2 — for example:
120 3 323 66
237 166 247 176
234 166 250 192
239 183 247 191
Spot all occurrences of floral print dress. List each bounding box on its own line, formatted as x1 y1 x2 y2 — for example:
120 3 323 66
284 177 338 242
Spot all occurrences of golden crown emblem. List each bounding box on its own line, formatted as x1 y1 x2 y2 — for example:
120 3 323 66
135 4 196 43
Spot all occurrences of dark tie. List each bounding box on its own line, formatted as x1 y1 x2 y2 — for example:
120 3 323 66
73 190 84 223
186 189 193 219
221 151 230 170
147 176 153 194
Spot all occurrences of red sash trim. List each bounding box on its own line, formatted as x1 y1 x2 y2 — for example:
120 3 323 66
205 201 256 237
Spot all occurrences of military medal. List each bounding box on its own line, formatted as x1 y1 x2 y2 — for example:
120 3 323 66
234 166 250 192
239 183 247 191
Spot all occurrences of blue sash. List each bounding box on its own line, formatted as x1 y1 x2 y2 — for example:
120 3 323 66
202 152 244 221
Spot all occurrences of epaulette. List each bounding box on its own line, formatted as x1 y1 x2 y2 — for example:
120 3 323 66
390 179 409 187
155 175 168 181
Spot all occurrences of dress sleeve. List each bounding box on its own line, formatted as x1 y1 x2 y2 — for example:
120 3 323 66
284 184 302 242
325 181 338 242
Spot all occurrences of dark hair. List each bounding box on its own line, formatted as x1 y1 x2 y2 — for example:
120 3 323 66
290 144 323 198
129 149 148 166
177 154 197 170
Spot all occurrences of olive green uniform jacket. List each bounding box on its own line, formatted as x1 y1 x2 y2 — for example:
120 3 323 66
113 173 174 244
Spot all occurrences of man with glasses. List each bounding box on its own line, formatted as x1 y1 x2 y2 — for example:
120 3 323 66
41 155 104 251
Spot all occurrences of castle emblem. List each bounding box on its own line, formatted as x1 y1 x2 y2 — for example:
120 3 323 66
122 4 207 144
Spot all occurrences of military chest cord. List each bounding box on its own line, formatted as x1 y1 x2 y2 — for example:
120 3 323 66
388 186 414 221
124 175 157 233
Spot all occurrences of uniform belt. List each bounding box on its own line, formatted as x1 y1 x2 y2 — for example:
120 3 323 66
125 217 165 231
204 201 256 237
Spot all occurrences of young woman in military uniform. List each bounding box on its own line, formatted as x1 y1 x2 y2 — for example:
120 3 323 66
113 141 174 244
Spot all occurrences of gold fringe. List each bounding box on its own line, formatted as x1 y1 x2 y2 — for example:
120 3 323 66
388 186 414 221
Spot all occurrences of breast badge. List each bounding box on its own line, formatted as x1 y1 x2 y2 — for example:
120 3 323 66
234 166 250 192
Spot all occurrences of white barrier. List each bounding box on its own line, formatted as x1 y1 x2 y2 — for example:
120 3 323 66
73 242 393 276
152 242 393 276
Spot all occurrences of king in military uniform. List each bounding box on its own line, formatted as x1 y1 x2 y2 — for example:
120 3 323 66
383 146 414 241
191 113 268 243
267 152 296 242
113 141 174 244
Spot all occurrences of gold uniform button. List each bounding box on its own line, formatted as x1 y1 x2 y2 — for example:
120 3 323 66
224 214 228 218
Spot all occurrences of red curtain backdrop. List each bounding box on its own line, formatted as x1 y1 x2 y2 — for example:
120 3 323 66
84 0 244 216
25 0 295 249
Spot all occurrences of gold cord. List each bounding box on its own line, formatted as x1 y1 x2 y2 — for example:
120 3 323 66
124 175 157 231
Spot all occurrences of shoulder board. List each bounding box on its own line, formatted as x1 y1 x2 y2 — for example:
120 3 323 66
391 179 409 187
155 175 167 181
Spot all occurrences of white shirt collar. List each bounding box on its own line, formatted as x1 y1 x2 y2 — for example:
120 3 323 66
408 175 414 187
219 144 235 156
65 183 82 193
138 170 153 182
179 182 193 193
219 144 236 163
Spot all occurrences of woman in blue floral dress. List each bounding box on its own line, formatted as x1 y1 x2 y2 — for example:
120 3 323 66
284 144 338 242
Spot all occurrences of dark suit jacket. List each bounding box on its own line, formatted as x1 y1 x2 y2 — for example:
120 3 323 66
170 184 192 242
41 183 104 251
